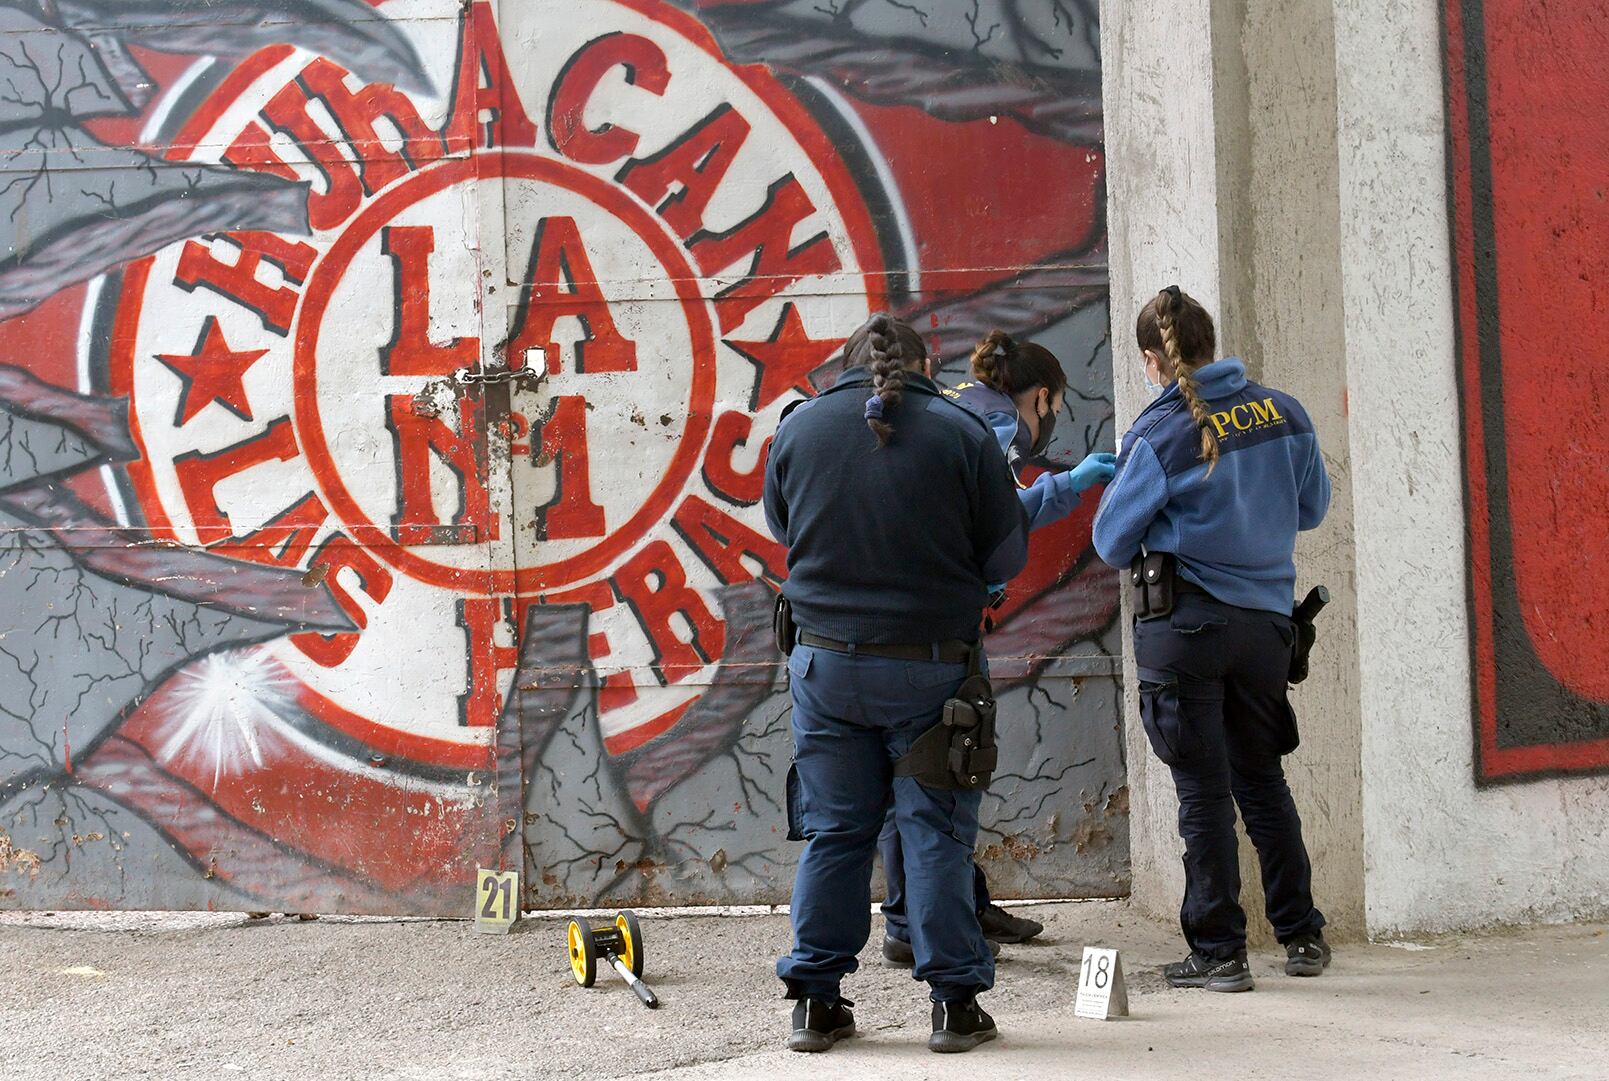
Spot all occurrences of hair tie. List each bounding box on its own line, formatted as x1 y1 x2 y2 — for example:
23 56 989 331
864 395 885 420
1164 285 1182 302
992 342 1008 359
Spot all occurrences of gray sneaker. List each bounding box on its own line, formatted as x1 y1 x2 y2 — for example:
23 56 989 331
1163 950 1254 992
1285 934 1332 976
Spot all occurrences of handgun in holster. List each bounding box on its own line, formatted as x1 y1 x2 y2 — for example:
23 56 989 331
893 644 997 791
773 593 797 656
1288 585 1329 684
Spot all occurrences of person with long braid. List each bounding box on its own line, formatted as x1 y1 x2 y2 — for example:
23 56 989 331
880 329 1117 966
1094 286 1333 991
766 312 1028 1053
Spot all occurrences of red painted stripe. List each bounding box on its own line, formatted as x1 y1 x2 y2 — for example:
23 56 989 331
605 698 695 756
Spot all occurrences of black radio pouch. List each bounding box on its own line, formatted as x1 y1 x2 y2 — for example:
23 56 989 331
1130 551 1176 621
894 646 997 791
773 593 797 656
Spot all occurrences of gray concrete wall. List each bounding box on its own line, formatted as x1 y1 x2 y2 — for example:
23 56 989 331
1099 0 1222 930
1332 0 1609 935
1102 0 1367 940
1219 0 1365 942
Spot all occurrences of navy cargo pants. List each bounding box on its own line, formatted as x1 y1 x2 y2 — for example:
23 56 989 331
777 643 994 1002
1134 593 1326 959
879 812 989 942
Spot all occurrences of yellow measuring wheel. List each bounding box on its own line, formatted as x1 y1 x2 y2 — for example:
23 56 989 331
565 910 656 1008
566 919 598 987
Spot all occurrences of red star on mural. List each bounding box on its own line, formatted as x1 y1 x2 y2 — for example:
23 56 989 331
724 303 848 411
155 317 270 426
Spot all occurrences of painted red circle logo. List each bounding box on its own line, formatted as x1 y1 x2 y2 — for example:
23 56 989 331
102 0 884 761
292 151 720 594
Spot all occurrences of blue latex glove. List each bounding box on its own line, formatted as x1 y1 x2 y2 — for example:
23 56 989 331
1067 452 1118 493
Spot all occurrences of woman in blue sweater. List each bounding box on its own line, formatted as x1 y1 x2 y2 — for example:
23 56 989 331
1094 286 1332 991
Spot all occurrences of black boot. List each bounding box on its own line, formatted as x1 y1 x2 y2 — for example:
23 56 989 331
979 903 1043 943
788 997 855 1053
1285 933 1332 976
929 996 998 1053
882 935 1000 968
1163 950 1254 992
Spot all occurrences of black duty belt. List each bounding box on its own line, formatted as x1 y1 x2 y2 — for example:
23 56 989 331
797 632 974 664
1173 576 1211 597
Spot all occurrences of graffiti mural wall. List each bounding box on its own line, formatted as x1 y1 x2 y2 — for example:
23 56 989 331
1444 0 1609 783
0 0 1121 913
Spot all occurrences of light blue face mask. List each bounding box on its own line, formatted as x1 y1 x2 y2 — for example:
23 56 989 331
1142 353 1168 397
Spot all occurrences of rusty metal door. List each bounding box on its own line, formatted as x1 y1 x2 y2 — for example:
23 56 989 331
490 0 1127 908
0 0 1123 915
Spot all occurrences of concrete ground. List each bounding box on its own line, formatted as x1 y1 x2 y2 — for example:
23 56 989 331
1 902 1604 1081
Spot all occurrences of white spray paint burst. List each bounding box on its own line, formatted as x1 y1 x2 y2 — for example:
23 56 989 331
159 649 293 791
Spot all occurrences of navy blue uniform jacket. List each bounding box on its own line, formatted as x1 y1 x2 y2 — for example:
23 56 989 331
764 367 1030 644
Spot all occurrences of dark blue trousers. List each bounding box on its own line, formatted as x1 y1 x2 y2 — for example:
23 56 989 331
777 644 994 1002
1134 593 1325 960
879 812 990 942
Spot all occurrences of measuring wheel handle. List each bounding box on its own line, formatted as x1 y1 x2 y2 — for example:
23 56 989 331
615 910 645 978
567 919 598 988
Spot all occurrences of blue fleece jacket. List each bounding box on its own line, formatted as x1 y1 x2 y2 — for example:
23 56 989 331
1092 358 1330 614
943 381 1087 530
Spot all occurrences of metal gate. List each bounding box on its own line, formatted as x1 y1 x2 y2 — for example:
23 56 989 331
0 0 1123 915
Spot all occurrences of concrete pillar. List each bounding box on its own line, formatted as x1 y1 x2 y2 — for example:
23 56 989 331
1099 0 1223 930
1101 0 1366 941
1332 0 1609 934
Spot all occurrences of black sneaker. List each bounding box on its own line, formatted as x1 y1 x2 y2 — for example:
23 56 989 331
882 935 1001 968
1163 950 1254 992
929 996 998 1053
980 903 1044 944
1285 934 1332 976
788 997 855 1053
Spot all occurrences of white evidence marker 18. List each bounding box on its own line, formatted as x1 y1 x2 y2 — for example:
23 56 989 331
1075 946 1129 1020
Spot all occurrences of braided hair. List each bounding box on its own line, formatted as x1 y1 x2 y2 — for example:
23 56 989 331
1137 285 1220 471
969 329 1068 398
843 312 927 447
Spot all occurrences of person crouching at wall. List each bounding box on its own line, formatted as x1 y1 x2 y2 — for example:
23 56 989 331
765 313 1030 1053
1093 286 1334 990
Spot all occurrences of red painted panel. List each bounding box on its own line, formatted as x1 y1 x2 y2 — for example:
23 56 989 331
1446 0 1609 781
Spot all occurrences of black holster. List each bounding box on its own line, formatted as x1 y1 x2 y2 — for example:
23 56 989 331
893 645 997 791
1131 551 1176 621
774 593 797 656
1288 585 1330 684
